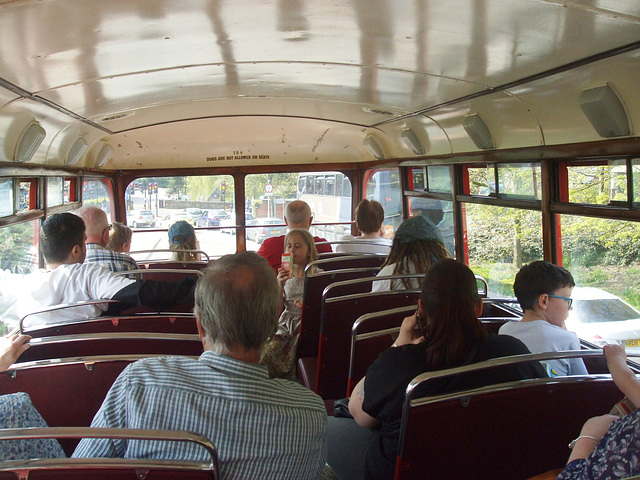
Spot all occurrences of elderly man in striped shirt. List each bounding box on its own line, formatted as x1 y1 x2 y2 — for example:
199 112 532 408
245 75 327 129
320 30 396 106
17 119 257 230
74 205 140 278
73 251 328 479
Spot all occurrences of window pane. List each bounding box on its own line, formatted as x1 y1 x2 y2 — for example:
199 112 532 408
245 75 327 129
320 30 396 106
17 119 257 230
427 165 452 193
83 179 112 213
567 161 627 205
125 175 236 261
17 181 33 213
465 203 542 297
0 179 13 216
467 165 495 196
498 163 541 199
365 169 403 235
409 167 426 190
632 159 640 204
561 214 640 350
47 177 64 207
408 197 455 256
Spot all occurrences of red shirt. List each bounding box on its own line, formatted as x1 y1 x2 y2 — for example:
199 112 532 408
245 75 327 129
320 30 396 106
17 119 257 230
257 234 332 272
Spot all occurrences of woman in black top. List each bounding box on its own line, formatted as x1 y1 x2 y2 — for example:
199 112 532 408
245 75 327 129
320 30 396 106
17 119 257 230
328 259 546 480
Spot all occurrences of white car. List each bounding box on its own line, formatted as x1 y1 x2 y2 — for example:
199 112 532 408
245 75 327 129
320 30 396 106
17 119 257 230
565 287 640 354
127 209 156 228
220 212 254 234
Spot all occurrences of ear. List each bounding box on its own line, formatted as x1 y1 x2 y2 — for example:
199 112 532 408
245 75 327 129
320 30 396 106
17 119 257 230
417 298 426 318
101 228 110 247
284 217 289 227
307 215 313 228
537 293 549 311
195 310 206 340
122 241 131 253
474 298 484 318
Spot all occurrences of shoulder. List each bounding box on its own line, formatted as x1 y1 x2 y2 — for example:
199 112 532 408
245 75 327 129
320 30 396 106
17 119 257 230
313 236 332 253
258 235 283 251
481 333 532 356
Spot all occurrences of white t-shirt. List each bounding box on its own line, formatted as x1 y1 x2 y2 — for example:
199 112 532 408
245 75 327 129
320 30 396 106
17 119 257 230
6 262 135 328
499 319 588 376
371 260 422 292
335 235 392 255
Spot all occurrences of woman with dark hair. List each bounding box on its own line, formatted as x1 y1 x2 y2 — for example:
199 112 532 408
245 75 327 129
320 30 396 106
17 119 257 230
328 259 547 480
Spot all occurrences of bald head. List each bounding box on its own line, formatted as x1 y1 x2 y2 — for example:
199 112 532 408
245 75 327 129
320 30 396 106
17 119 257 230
74 206 109 246
284 200 313 229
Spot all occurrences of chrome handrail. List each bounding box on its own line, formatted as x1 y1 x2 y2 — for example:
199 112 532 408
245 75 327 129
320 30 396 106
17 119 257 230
18 300 119 334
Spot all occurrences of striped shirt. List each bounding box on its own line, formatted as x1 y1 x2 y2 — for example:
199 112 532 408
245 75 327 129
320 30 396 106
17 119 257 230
85 243 140 279
73 351 328 479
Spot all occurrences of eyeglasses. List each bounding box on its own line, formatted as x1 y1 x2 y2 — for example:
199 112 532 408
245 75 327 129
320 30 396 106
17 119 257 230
548 294 573 308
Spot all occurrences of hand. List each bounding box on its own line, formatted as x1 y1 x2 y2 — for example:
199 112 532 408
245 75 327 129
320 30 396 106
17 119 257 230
276 267 290 289
293 299 303 309
0 333 31 372
604 343 627 365
394 312 426 347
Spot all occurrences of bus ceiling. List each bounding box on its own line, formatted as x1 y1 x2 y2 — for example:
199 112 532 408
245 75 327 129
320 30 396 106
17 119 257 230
0 1 639 171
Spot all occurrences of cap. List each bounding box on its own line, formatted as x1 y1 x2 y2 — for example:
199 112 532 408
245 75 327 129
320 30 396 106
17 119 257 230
394 216 443 244
168 220 195 245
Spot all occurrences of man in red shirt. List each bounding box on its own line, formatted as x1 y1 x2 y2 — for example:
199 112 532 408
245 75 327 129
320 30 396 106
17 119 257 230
257 200 332 272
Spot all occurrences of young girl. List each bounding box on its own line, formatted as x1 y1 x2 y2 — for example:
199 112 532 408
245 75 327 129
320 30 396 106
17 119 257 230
106 222 133 253
261 228 318 379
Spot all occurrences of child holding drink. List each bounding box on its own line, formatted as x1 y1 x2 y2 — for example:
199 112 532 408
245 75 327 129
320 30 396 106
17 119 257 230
261 228 318 379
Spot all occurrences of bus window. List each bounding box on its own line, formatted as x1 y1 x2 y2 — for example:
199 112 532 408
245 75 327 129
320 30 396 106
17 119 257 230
408 197 454 257
426 166 452 193
83 179 113 214
124 175 235 261
498 163 541 199
464 203 543 298
46 177 64 207
18 181 35 213
567 160 628 205
364 169 402 237
0 179 13 217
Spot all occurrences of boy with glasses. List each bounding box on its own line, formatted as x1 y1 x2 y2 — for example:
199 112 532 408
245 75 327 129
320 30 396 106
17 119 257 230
499 260 588 376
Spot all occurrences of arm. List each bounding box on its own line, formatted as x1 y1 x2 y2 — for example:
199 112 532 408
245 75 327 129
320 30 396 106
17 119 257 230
604 344 640 407
394 312 426 347
566 414 618 464
106 277 196 315
348 377 381 428
0 333 31 372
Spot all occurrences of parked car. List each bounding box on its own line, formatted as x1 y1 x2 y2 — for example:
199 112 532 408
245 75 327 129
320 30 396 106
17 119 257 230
183 208 204 224
126 209 155 228
220 212 254 234
197 209 229 227
246 217 286 244
159 211 193 228
565 287 640 354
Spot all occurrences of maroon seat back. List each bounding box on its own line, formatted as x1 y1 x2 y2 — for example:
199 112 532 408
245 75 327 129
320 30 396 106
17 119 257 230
298 267 381 359
313 289 421 399
395 352 622 480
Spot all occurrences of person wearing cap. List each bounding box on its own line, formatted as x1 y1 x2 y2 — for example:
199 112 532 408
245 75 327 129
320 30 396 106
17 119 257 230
371 216 451 292
168 221 202 262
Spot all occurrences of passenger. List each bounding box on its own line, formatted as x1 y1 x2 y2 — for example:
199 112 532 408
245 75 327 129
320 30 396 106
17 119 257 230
5 213 195 327
327 259 547 480
335 199 392 255
257 200 332 273
498 260 588 376
261 228 318 379
168 220 201 262
73 252 328 479
0 334 66 461
74 206 140 275
371 215 451 292
557 344 640 479
106 221 133 253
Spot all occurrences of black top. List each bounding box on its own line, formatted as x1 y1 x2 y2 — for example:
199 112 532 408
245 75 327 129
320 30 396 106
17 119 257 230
361 333 547 480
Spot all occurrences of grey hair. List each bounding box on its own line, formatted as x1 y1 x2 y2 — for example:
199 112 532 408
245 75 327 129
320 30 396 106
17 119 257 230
194 251 279 353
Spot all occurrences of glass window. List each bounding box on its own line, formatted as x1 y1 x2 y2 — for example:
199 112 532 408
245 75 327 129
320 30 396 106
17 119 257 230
408 197 455 256
0 179 13 217
409 167 426 191
364 169 403 236
467 165 496 196
325 175 336 196
498 163 541 199
315 176 325 195
464 203 543 297
0 220 39 276
560 214 640 350
125 175 236 261
427 165 452 193
47 177 64 207
567 160 628 205
631 159 640 205
17 181 34 213
83 179 112 214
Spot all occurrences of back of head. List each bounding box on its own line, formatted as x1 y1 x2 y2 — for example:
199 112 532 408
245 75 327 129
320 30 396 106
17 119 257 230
40 213 86 264
107 222 132 252
168 221 200 261
285 200 312 228
355 199 384 234
514 261 575 311
74 206 108 239
384 216 452 287
195 252 279 353
421 258 485 370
